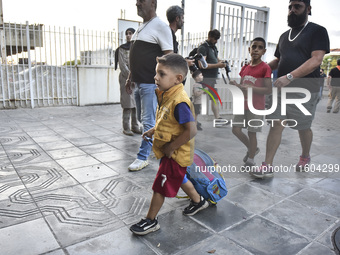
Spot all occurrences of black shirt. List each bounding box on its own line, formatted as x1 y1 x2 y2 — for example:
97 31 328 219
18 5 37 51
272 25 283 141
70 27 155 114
329 67 340 87
275 22 330 92
171 29 179 54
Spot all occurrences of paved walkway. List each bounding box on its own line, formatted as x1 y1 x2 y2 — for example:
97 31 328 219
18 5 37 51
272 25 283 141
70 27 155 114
0 98 339 255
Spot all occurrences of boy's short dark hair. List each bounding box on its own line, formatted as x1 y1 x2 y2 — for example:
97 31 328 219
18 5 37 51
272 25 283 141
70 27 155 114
208 29 221 40
157 53 188 80
166 5 184 23
251 37 266 48
192 70 202 79
337 59 340 66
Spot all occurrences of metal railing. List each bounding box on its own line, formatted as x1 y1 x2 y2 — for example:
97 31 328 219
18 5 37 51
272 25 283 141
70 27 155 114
0 22 117 108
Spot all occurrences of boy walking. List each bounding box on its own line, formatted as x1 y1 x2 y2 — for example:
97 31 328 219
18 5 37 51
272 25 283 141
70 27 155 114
130 53 208 236
192 70 204 131
230 37 272 169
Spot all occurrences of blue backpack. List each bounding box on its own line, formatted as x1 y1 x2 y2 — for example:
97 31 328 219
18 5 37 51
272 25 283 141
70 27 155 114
186 149 228 204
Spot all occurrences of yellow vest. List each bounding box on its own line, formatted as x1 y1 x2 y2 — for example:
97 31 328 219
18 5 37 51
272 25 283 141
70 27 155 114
153 83 195 167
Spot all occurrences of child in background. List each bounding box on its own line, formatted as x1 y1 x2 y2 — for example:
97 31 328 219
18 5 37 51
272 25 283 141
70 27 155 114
192 70 204 130
230 37 272 169
130 53 208 236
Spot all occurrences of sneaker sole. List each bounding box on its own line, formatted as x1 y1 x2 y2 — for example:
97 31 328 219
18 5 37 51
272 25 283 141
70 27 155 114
183 201 209 216
249 172 274 179
130 223 160 236
128 162 149 171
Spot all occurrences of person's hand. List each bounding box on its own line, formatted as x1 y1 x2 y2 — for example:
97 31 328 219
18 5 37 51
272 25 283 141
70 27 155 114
274 75 291 88
161 142 175 158
125 79 133 94
218 60 226 68
185 59 195 67
142 128 154 141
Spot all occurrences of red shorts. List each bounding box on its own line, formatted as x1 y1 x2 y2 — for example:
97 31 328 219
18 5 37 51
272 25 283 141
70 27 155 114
152 157 187 197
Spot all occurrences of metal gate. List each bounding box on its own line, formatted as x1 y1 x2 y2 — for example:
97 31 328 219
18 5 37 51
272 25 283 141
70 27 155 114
210 0 270 114
0 22 116 109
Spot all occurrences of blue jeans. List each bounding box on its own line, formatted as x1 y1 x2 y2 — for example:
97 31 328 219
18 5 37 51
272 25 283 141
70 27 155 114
134 83 157 160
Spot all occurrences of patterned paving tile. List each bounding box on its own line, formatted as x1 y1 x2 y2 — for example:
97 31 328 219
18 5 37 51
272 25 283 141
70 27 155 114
66 227 157 255
15 161 79 193
5 145 52 165
44 204 123 247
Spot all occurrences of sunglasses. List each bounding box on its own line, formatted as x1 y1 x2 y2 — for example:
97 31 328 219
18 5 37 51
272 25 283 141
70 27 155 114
288 4 304 10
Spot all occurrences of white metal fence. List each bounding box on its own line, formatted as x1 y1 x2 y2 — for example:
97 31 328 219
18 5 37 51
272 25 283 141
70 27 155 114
0 22 117 108
0 1 269 110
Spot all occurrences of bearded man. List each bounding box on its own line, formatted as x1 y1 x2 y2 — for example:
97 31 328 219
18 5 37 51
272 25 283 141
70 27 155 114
250 0 330 178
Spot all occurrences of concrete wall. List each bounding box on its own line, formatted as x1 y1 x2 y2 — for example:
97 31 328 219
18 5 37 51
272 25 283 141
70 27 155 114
78 66 120 106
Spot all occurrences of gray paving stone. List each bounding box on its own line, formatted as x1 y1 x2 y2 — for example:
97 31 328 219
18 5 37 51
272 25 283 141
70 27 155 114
43 249 67 255
67 136 104 147
82 176 143 201
0 100 339 254
67 164 119 183
226 183 282 214
289 188 340 218
0 218 60 255
79 143 115 154
297 242 335 255
44 204 123 247
0 134 36 147
249 177 305 197
261 199 337 239
222 216 309 255
176 235 253 255
141 209 213 255
15 162 79 193
56 155 101 170
33 184 100 213
6 145 52 165
312 178 340 196
46 146 87 160
0 198 43 228
188 199 253 232
66 227 157 255
92 150 130 163
316 223 340 249
38 139 76 151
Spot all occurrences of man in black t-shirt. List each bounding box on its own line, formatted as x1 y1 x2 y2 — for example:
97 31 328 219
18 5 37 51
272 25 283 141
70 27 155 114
327 59 340 113
250 0 330 178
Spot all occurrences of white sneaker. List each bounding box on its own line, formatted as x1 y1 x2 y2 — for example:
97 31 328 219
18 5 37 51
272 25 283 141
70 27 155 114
128 159 149 171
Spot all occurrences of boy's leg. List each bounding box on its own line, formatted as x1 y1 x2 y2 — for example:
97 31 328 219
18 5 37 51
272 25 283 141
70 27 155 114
232 126 249 149
130 191 162 235
146 192 165 220
181 179 209 216
181 181 200 203
211 100 220 119
247 131 258 159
